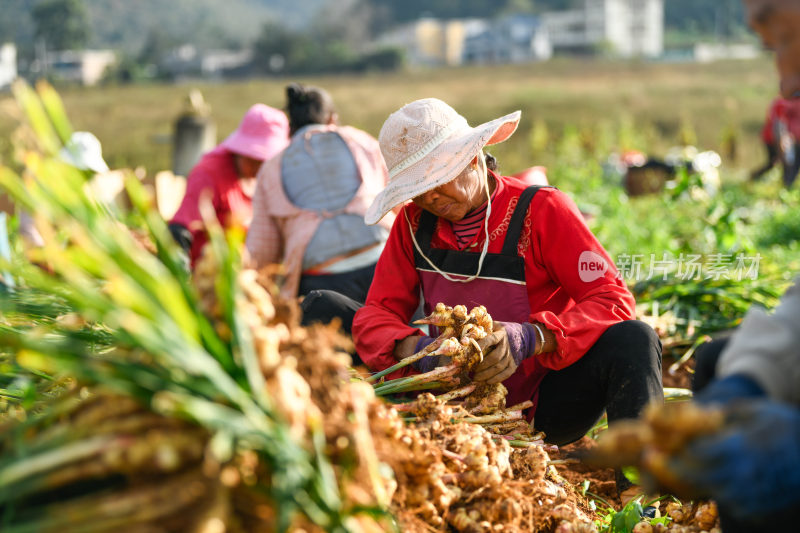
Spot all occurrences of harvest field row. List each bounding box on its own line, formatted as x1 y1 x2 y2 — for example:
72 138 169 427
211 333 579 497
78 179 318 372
0 57 796 532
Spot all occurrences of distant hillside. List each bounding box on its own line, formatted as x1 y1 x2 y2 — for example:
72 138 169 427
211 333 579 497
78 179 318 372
0 0 749 58
0 0 327 56
86 0 330 53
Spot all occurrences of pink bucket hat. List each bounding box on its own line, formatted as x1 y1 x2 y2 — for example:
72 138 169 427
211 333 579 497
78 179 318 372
221 104 289 161
365 98 520 225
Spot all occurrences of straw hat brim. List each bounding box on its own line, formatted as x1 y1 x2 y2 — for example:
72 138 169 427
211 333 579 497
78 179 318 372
365 110 521 225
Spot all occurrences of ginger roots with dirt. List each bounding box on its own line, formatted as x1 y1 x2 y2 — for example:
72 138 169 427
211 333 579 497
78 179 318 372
0 252 721 532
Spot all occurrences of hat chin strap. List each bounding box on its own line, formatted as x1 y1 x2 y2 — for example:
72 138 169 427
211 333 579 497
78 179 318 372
407 155 492 283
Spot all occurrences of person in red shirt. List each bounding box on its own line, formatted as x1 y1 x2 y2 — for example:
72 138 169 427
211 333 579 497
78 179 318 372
751 96 800 187
169 104 289 267
314 98 660 494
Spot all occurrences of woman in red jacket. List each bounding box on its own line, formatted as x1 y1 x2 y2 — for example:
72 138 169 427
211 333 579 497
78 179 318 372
347 98 662 466
304 98 661 494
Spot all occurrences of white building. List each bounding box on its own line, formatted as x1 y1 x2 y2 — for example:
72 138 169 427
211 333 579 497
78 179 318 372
0 43 17 89
463 14 552 64
377 17 488 67
692 42 761 63
47 49 116 86
543 0 663 58
161 45 254 78
375 0 662 67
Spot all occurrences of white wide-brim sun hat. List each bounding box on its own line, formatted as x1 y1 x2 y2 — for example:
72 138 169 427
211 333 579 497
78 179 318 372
365 98 520 225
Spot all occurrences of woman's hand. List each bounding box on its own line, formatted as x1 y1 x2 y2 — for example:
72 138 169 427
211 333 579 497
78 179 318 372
393 335 427 360
394 335 446 373
473 326 518 383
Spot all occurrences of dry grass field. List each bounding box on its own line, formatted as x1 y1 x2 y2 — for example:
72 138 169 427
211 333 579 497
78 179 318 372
0 58 779 175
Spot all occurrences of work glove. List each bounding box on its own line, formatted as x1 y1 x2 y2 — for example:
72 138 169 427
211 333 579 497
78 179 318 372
472 322 537 383
716 278 800 404
411 336 443 373
664 399 800 520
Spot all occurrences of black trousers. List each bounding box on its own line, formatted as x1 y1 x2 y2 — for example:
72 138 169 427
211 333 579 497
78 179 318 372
752 141 800 188
300 289 362 335
298 263 377 304
692 335 732 394
301 288 427 332
533 320 663 446
300 289 364 366
782 142 800 188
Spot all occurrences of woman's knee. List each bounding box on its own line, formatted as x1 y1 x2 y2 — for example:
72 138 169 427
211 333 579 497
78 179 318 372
300 289 361 334
607 319 660 344
602 320 662 364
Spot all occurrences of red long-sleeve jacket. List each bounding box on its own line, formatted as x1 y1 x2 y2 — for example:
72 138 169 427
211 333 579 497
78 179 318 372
171 147 253 267
352 175 636 379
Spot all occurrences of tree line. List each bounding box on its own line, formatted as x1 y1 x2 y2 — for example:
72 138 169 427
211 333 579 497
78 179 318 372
1 0 750 84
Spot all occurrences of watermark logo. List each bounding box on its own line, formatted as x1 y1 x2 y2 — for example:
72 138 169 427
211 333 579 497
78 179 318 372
614 252 761 282
579 251 609 282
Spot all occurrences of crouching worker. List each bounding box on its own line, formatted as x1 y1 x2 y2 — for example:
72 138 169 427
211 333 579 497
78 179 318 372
595 2 800 530
750 96 800 187
169 104 289 268
674 277 800 533
245 83 393 305
309 98 663 493
654 3 800 531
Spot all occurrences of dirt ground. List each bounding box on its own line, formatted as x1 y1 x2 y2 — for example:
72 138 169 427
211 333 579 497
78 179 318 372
661 355 695 390
551 436 621 509
548 353 697 512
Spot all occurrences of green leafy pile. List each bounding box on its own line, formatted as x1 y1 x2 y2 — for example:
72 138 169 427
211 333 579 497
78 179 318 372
0 80 388 533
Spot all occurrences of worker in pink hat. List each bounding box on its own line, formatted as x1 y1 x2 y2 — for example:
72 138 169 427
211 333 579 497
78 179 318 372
170 103 289 267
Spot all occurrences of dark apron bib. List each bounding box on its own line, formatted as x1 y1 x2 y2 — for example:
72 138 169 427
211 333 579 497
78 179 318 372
414 185 551 409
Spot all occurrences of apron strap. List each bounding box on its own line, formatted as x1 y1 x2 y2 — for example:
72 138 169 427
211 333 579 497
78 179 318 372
416 209 438 250
501 185 553 256
416 184 553 256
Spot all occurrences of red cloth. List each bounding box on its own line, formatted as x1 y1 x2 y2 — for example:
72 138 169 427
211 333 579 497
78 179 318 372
352 174 636 384
171 147 254 266
762 98 800 145
511 166 548 186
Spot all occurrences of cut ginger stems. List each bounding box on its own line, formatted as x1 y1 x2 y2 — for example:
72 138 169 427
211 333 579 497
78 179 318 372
367 336 459 383
373 363 463 396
